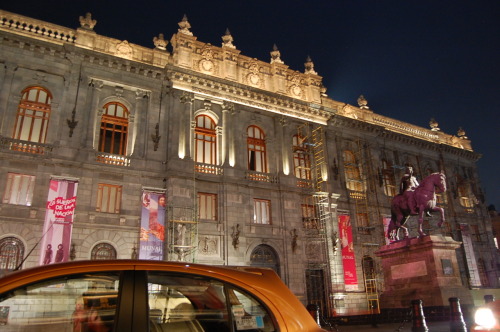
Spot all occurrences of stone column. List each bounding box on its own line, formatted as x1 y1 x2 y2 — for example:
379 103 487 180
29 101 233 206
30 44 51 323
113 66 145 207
0 63 18 134
86 79 103 149
131 89 149 157
221 101 235 166
178 93 193 159
279 117 289 175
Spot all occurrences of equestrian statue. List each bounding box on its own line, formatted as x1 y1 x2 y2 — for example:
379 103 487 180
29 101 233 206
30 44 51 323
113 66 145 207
387 165 447 241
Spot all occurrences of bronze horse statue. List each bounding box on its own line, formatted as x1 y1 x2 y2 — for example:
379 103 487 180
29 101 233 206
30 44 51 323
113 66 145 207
387 172 447 241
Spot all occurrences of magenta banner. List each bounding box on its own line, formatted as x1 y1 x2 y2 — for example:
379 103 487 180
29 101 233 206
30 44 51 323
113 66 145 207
139 191 166 260
339 214 358 290
39 179 78 265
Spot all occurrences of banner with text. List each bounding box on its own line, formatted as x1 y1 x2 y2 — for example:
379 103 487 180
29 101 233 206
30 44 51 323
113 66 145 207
139 191 166 260
39 179 78 265
339 214 358 290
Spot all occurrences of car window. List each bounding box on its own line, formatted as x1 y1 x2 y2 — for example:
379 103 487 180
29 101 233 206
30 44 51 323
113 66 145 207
0 272 120 332
147 272 276 332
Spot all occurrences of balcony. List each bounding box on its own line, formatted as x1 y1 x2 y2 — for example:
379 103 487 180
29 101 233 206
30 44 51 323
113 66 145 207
245 171 279 183
195 162 223 175
96 152 130 167
0 136 53 155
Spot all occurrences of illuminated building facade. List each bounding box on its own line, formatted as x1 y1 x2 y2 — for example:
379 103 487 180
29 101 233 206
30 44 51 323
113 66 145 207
0 10 497 315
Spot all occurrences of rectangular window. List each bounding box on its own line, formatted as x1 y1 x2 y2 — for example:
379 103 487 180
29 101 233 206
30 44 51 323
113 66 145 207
301 204 319 229
96 183 122 213
253 199 271 225
3 173 35 206
198 192 217 220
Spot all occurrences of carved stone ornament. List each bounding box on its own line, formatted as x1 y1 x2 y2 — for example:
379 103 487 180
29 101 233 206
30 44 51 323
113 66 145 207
270 44 284 64
289 84 303 98
429 118 440 131
199 59 215 73
357 95 369 109
115 41 133 58
222 28 236 49
79 12 97 30
304 56 317 75
153 33 168 51
178 15 193 36
247 73 261 86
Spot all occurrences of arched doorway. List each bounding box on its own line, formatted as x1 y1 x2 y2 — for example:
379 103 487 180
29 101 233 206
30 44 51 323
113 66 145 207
250 244 280 276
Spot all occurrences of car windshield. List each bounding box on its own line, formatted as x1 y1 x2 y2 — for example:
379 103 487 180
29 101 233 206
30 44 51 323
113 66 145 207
147 271 277 332
0 272 120 332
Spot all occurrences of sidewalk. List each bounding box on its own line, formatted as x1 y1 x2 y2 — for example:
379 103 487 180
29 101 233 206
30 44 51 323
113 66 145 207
329 320 460 332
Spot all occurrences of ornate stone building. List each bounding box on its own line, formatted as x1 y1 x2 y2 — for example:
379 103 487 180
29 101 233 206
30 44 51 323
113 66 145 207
0 10 497 315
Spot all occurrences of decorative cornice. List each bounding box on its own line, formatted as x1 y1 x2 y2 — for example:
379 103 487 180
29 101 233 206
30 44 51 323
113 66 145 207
169 68 334 124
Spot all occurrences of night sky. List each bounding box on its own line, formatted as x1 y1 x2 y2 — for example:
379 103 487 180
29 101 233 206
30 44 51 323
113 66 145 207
2 1 499 209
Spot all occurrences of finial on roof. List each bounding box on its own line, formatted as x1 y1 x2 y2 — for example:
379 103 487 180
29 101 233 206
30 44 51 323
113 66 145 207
457 127 468 139
222 28 236 49
79 12 97 30
429 118 440 131
153 33 168 51
304 56 317 75
357 95 369 109
270 44 284 64
178 15 193 36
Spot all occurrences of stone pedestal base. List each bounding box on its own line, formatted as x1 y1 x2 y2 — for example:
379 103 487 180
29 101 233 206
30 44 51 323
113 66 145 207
375 235 472 308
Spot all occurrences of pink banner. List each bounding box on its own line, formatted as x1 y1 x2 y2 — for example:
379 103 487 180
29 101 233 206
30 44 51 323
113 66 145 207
39 179 78 265
339 215 358 290
139 192 166 260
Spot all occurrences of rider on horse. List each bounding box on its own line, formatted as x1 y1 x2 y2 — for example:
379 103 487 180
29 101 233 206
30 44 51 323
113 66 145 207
400 164 419 215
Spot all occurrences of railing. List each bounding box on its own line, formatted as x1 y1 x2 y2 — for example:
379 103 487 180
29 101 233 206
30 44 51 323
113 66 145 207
245 171 279 183
195 162 223 175
95 152 130 167
372 116 440 141
0 10 76 43
0 136 53 155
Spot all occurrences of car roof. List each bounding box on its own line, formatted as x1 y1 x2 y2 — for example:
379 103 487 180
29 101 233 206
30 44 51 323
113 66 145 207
0 259 325 332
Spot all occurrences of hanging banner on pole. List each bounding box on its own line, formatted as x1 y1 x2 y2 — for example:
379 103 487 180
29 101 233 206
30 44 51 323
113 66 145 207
139 191 166 260
339 214 358 290
39 179 78 265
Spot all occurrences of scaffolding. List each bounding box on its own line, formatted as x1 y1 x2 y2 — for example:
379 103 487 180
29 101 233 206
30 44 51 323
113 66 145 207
167 108 199 262
297 123 340 316
350 138 382 314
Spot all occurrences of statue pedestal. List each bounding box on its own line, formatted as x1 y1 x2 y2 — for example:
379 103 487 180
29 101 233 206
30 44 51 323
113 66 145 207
375 235 472 308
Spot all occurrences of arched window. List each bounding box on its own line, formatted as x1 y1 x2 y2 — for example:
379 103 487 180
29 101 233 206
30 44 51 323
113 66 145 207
250 244 280 275
293 135 311 180
362 256 376 280
99 102 129 155
13 86 52 143
91 243 117 260
0 237 24 270
247 126 267 173
343 150 363 191
456 175 473 211
381 159 396 197
194 115 217 166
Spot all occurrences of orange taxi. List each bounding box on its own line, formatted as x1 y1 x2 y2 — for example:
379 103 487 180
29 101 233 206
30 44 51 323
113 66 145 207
0 259 327 331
